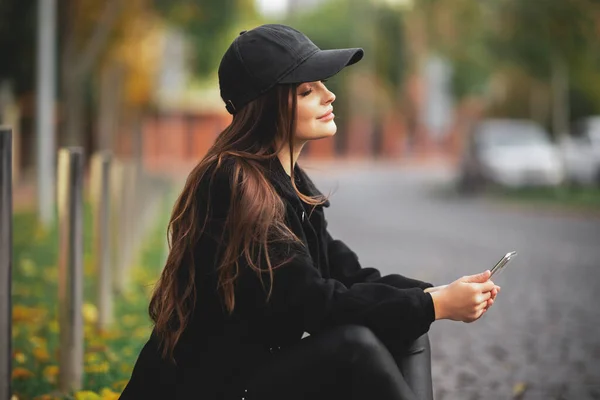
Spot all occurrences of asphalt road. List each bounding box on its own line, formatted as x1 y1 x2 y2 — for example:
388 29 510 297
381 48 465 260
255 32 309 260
306 161 600 400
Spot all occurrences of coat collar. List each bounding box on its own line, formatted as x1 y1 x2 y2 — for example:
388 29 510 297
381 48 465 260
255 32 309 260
264 156 330 208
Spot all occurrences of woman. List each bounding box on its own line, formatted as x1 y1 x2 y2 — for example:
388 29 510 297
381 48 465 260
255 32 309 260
120 24 500 400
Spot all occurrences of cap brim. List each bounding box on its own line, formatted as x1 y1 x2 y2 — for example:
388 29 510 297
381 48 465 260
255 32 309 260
279 48 364 84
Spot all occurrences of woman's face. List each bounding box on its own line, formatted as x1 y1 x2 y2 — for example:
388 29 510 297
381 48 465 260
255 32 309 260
293 80 337 142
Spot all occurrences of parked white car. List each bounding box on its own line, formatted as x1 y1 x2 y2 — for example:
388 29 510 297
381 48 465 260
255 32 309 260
458 119 564 192
561 116 600 186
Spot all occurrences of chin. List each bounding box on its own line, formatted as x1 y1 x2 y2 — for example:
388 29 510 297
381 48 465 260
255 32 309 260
318 123 338 139
297 124 337 141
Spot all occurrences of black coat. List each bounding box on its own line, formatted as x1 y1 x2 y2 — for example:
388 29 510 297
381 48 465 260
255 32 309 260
120 157 435 400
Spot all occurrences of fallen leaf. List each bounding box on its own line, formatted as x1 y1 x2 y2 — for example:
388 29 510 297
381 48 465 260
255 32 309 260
512 381 527 398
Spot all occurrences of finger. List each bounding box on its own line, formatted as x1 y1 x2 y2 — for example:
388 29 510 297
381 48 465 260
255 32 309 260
476 291 492 303
462 270 491 283
476 281 496 292
475 301 489 311
472 307 487 321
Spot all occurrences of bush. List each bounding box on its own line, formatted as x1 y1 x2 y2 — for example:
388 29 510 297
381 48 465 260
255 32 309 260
11 201 169 400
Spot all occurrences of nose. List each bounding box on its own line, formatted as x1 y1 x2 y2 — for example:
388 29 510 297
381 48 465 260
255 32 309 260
324 87 336 105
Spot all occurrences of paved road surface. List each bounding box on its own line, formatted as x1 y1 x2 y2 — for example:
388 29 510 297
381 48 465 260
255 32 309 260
306 161 600 400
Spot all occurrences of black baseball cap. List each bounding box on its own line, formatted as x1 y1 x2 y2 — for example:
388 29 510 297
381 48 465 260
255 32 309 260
218 24 364 115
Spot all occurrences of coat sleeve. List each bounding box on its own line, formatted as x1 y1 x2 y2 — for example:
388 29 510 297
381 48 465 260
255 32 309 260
326 229 435 290
237 238 436 344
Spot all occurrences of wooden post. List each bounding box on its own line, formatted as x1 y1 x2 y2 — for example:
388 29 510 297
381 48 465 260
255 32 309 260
0 128 13 400
57 147 84 393
90 151 113 331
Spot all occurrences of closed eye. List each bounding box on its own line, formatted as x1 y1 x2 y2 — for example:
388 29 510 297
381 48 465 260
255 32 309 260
300 80 328 97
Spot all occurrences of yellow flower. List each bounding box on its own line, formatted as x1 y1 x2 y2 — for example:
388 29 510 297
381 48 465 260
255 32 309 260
19 258 37 277
12 367 34 379
85 361 110 374
99 329 120 340
29 336 47 348
33 346 50 362
85 352 102 364
133 326 149 339
74 391 101 400
99 388 120 400
42 365 59 383
48 319 59 333
105 350 119 362
82 303 98 324
14 351 26 364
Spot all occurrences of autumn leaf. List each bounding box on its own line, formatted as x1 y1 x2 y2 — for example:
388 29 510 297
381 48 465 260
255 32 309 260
12 367 34 379
512 381 527 398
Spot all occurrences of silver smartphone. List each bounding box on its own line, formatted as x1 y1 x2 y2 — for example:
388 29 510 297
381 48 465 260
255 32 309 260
490 251 517 277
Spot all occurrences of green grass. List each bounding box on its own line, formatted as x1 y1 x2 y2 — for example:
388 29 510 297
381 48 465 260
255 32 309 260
11 196 172 400
487 186 600 211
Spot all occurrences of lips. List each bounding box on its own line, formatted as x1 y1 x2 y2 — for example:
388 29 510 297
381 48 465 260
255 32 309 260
317 109 333 119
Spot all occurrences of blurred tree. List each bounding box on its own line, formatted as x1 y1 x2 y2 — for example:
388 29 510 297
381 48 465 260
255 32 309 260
58 0 125 146
153 0 260 78
411 0 492 99
490 0 600 136
93 0 165 152
417 0 600 134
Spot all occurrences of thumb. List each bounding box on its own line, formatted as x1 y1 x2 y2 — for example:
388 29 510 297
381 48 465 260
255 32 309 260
463 270 491 283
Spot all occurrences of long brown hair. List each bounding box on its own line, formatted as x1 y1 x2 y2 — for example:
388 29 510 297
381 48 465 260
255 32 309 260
149 83 327 361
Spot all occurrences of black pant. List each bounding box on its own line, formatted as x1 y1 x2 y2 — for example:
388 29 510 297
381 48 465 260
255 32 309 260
241 325 434 400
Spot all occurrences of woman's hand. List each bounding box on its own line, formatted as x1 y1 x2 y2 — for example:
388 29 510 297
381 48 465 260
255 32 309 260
429 270 499 323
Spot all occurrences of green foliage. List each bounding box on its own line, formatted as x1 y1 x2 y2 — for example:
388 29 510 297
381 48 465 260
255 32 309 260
153 0 259 77
372 6 408 94
418 0 600 117
492 0 598 79
11 198 171 399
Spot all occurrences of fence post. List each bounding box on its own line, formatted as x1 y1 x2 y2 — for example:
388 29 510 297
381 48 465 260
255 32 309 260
0 128 13 400
57 147 84 393
90 151 113 331
112 160 137 293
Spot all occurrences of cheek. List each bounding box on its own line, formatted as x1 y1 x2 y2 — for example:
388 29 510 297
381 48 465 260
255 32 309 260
294 99 337 140
294 102 313 136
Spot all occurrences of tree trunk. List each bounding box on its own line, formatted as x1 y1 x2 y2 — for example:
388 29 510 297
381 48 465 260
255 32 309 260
529 82 549 126
551 54 569 141
62 73 85 147
96 63 124 152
